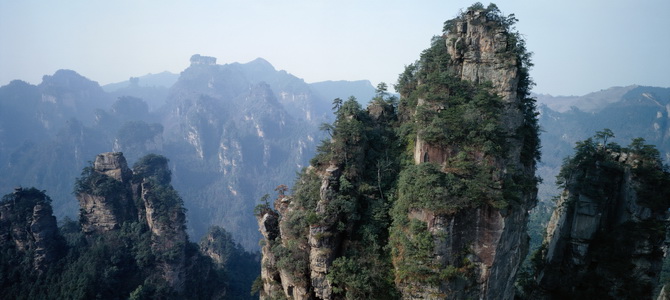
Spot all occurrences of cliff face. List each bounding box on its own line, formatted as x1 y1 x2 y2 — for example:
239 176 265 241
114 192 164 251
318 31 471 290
139 171 188 291
445 10 519 103
256 209 283 298
0 188 62 272
75 152 190 291
531 141 670 299
163 57 323 250
77 152 135 234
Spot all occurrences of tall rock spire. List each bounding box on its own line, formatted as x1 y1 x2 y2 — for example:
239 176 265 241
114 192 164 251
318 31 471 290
393 4 538 299
256 4 539 299
76 152 136 234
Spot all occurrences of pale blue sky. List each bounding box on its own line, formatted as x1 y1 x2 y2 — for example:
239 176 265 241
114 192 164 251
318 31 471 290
1 0 668 96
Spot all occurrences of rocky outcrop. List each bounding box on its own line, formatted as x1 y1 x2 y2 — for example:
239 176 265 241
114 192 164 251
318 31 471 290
29 200 61 271
256 93 393 299
445 10 519 102
273 189 312 300
256 106 373 299
77 152 135 234
0 188 62 272
532 148 670 299
400 205 530 299
303 164 348 300
141 178 188 292
77 193 122 233
190 54 217 66
256 208 288 299
93 152 133 182
75 152 191 292
130 153 190 292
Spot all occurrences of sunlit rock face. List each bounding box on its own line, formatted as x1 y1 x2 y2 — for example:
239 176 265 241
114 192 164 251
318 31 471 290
77 152 135 234
93 152 133 182
446 10 519 103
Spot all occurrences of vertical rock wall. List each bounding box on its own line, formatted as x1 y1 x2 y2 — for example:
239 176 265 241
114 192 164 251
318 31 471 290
77 152 135 234
396 7 537 300
534 150 670 298
256 209 284 298
76 152 190 292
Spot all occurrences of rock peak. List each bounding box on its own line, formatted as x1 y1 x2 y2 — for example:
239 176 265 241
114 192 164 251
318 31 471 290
93 152 132 183
78 152 135 234
190 54 217 66
39 69 101 91
247 57 275 70
0 188 61 273
445 6 519 102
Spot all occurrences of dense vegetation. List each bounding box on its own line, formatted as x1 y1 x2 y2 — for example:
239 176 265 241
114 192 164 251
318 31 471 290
199 226 261 299
0 154 258 300
518 130 670 299
321 91 402 299
5 2 670 298
257 4 542 298
256 4 539 299
0 55 354 252
259 85 401 299
389 3 539 290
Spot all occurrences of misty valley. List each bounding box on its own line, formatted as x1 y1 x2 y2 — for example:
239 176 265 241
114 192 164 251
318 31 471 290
1 3 670 300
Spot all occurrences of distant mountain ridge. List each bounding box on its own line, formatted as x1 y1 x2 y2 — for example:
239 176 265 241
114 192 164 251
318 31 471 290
527 85 670 270
1 54 668 253
0 55 377 250
102 71 180 92
309 80 377 105
101 58 377 114
538 85 670 167
534 85 638 113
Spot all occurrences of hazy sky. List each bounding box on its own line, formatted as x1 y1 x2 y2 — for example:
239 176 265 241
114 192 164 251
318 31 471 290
1 0 668 96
